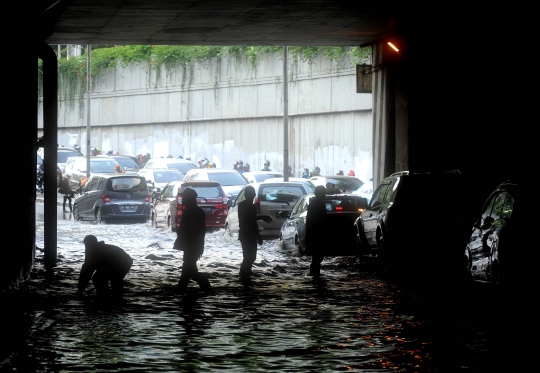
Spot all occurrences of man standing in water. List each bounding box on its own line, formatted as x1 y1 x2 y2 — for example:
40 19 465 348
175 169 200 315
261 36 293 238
174 187 211 293
76 235 133 298
237 185 272 282
305 185 327 278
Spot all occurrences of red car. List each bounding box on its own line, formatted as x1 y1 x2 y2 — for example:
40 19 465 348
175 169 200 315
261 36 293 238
151 180 228 232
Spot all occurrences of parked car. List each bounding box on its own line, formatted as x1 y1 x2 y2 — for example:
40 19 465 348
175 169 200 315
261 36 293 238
280 193 369 256
464 181 518 287
143 158 198 174
225 180 315 238
38 146 84 173
183 168 248 206
353 180 373 203
137 168 185 199
105 154 144 175
242 171 284 184
353 170 466 278
72 174 151 224
151 180 228 232
309 175 365 194
64 156 122 191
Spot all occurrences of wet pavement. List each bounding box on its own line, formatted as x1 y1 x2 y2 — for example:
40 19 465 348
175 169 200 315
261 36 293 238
0 200 512 372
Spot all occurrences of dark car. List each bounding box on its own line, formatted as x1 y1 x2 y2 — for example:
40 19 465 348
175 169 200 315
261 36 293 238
464 181 518 287
151 180 228 232
279 193 368 256
106 154 144 175
72 174 151 224
353 170 466 278
225 180 316 238
36 152 62 188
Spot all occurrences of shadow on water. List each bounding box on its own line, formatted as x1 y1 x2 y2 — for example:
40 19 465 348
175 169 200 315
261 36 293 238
1 220 521 372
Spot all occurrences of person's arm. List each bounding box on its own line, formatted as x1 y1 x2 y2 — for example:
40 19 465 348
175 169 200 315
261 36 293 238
76 262 93 295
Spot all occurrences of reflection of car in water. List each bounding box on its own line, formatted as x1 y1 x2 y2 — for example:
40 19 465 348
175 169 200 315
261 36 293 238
464 181 518 287
280 193 368 256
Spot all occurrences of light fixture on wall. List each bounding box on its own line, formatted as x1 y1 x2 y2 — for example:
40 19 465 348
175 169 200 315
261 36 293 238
387 42 400 53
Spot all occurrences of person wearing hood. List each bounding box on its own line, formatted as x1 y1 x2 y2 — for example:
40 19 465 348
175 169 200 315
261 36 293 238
174 188 211 293
76 235 133 298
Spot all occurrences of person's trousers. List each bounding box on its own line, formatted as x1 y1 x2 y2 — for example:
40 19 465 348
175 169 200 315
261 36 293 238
63 196 72 211
178 250 211 290
92 269 126 297
240 239 257 278
310 252 324 276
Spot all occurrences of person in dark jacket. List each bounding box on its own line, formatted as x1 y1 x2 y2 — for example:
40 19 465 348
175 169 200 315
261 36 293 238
76 235 133 298
237 185 272 281
305 185 327 277
174 187 211 293
58 173 73 212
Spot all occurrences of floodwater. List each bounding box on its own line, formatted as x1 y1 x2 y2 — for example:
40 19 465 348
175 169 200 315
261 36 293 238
1 211 508 372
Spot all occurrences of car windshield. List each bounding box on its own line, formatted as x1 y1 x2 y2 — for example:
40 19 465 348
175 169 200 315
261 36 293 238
326 178 364 191
260 185 304 202
154 171 184 183
113 157 141 169
208 172 248 186
90 160 120 173
167 163 197 173
58 150 80 163
324 197 358 212
254 173 283 182
181 185 223 199
107 177 148 192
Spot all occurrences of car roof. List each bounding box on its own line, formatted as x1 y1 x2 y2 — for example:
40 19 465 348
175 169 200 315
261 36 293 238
185 168 237 173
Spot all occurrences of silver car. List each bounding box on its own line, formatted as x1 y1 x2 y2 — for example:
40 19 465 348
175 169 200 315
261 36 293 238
225 180 316 239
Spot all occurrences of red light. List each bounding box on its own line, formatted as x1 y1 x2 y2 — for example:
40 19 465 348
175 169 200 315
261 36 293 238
336 206 343 211
254 197 260 214
102 195 110 203
145 194 151 203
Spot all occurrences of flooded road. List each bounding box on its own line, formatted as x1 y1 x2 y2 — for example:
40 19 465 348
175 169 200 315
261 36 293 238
1 208 508 372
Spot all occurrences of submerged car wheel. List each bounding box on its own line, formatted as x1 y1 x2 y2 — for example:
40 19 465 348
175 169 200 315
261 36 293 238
73 205 80 221
225 223 232 237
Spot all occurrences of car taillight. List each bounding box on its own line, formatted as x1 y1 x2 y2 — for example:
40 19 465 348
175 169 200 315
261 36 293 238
254 197 260 214
336 206 343 211
145 194 151 203
102 195 110 203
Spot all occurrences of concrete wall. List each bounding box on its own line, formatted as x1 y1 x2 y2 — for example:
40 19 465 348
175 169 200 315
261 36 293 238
38 49 373 182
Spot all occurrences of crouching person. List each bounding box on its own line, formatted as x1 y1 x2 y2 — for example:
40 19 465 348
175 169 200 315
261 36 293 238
76 235 133 298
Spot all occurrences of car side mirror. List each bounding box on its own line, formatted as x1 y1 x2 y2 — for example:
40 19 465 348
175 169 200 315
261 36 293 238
76 187 82 193
371 200 381 208
227 199 232 208
479 215 494 229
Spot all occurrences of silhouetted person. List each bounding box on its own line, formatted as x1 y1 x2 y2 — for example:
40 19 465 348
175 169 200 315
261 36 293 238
305 185 327 277
326 182 341 195
76 235 133 298
37 161 45 193
261 160 271 171
238 185 272 281
58 173 73 212
174 187 211 293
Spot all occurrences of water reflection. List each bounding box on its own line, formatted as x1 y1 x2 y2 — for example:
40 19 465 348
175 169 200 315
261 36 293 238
1 217 504 372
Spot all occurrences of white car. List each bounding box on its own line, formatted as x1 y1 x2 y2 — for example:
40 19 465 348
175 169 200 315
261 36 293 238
353 181 373 203
137 168 185 199
242 171 283 183
142 158 198 174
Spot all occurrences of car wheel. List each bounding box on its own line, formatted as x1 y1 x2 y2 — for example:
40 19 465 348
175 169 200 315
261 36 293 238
151 211 157 228
73 205 80 221
225 223 232 237
376 231 387 266
96 208 106 224
294 235 302 254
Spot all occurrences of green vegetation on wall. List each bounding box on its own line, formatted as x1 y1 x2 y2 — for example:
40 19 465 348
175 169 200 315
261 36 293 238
37 45 371 109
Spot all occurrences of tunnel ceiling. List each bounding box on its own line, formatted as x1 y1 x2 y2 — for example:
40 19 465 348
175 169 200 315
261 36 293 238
39 0 402 46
